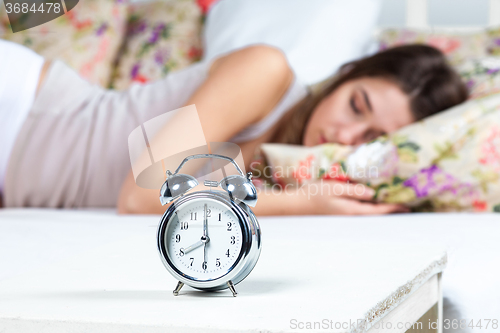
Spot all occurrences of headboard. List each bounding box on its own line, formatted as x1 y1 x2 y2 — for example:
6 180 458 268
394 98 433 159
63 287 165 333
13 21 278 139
379 0 500 29
129 0 500 30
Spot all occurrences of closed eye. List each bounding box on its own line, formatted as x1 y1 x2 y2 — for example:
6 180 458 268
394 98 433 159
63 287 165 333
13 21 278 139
350 97 362 115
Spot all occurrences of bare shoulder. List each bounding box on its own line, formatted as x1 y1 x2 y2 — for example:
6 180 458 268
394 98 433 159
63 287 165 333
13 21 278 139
207 45 294 123
209 44 292 77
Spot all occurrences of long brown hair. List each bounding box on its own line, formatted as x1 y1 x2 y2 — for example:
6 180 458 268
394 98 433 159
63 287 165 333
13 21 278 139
270 44 469 145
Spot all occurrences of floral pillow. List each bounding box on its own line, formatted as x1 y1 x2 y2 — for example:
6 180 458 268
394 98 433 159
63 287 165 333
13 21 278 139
376 28 500 99
0 0 128 87
459 57 500 99
488 28 500 56
251 92 500 213
378 27 500 67
110 0 210 90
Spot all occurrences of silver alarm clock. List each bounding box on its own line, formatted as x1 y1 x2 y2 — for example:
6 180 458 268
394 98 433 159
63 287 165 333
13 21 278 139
157 154 262 297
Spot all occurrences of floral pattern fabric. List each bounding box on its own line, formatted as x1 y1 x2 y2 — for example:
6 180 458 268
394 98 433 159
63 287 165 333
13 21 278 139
377 27 500 99
0 0 128 87
459 57 500 99
109 0 208 90
378 27 500 67
251 92 500 213
377 26 500 102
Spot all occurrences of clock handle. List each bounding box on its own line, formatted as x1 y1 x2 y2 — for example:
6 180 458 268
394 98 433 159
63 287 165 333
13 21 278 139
161 153 257 207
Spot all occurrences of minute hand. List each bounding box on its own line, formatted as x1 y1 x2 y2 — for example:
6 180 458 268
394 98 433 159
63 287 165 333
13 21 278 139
203 204 208 239
203 204 209 265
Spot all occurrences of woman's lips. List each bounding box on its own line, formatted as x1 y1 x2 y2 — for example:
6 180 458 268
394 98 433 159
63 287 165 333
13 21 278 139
319 134 327 144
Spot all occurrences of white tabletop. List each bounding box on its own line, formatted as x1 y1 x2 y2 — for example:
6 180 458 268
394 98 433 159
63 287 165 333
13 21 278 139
0 210 496 332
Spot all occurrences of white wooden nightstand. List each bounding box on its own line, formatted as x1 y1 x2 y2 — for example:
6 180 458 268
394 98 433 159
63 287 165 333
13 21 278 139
0 210 447 333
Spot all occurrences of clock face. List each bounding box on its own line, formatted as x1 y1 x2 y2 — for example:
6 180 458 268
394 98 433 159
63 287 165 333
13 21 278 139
164 197 243 281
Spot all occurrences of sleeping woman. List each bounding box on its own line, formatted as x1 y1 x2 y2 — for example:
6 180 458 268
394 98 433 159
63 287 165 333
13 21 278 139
0 39 468 215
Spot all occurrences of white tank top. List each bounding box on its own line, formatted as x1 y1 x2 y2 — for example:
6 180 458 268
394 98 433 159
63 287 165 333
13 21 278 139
0 40 44 195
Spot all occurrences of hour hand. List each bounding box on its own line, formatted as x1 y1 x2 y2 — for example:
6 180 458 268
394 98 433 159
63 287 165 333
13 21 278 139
183 240 204 254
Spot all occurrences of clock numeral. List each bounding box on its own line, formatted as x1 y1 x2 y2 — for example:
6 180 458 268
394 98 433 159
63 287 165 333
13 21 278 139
218 213 221 221
190 258 194 266
227 222 232 231
175 234 181 242
230 236 236 245
180 222 189 230
206 209 211 218
225 249 230 258
190 212 197 220
202 261 207 270
216 258 221 267
179 248 185 256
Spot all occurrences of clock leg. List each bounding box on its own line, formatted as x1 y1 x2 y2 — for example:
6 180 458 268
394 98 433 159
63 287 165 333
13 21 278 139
227 280 237 297
173 281 184 296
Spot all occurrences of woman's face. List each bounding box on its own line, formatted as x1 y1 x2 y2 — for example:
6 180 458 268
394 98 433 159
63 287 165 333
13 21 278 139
303 77 414 147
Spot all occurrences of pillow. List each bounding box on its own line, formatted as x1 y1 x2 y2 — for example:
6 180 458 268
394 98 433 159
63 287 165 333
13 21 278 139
250 93 500 213
487 27 500 56
459 57 500 99
377 28 500 99
110 0 207 90
0 0 128 87
203 0 382 86
378 27 500 67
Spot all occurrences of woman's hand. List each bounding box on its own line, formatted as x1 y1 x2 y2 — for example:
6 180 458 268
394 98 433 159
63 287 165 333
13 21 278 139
252 179 409 216
304 180 409 215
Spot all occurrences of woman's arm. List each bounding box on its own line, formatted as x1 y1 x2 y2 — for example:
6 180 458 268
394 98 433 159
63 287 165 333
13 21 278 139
251 180 409 216
117 45 294 214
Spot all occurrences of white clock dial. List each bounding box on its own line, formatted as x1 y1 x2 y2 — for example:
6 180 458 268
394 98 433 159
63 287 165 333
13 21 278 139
164 198 243 281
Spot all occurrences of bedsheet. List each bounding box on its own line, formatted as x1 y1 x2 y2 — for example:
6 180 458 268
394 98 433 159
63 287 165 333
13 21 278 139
0 210 498 332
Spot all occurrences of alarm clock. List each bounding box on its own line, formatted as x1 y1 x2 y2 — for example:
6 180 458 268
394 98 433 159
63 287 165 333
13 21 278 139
157 153 261 297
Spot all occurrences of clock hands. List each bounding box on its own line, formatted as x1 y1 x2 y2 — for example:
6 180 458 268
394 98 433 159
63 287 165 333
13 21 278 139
182 205 210 260
202 204 209 267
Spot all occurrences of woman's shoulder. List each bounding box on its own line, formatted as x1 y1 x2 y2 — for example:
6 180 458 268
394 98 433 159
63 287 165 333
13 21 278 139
199 44 299 138
208 44 293 82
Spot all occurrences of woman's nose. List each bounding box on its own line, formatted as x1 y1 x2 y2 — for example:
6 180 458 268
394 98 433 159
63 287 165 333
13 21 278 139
336 124 367 146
